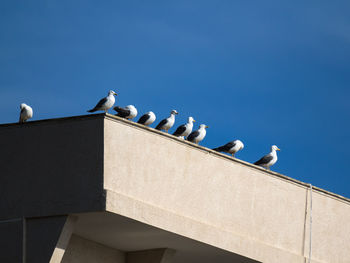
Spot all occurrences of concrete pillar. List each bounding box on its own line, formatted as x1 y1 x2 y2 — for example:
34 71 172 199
26 216 68 263
126 248 176 263
50 216 77 263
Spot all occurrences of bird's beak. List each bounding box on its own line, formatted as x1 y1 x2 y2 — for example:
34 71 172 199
193 119 196 122
205 125 209 128
277 148 281 151
114 92 118 96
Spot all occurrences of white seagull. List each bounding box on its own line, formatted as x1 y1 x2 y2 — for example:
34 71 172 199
137 111 156 126
19 103 33 123
213 139 244 157
155 110 178 132
113 105 138 120
88 90 117 113
172 117 195 139
254 145 281 170
187 124 208 144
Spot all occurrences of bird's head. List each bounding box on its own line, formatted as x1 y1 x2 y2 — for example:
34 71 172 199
20 103 27 109
236 140 244 150
188 117 195 123
171 110 178 115
108 90 118 96
126 105 136 110
271 145 281 151
200 124 209 129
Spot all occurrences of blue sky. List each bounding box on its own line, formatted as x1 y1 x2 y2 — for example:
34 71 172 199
1 1 349 197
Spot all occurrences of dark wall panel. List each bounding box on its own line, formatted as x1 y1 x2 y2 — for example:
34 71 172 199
0 115 106 220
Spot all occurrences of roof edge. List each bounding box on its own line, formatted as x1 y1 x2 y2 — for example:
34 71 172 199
0 113 106 129
104 113 350 204
1 113 348 204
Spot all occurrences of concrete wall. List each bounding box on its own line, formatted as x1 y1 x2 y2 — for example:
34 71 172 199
0 115 106 220
61 235 175 263
103 116 350 263
62 235 125 263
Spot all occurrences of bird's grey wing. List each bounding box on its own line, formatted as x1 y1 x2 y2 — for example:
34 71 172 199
94 97 108 109
114 106 130 118
137 114 150 124
155 119 168 130
187 130 200 142
254 155 273 165
213 141 236 152
172 124 186 136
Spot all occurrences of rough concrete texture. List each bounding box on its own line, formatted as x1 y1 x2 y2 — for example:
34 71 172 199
104 115 350 263
61 235 125 263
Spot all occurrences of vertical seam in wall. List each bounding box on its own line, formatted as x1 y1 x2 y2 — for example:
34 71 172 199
22 217 26 263
308 184 313 263
302 186 309 262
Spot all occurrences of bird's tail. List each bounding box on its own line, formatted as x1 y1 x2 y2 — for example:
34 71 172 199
212 147 222 152
87 109 96 113
113 106 122 111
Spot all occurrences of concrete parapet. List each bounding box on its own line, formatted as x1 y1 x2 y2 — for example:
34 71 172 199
0 114 349 262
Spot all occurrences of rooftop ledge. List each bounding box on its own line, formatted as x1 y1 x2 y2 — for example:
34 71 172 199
1 112 348 204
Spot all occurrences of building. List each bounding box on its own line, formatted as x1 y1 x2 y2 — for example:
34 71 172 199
0 114 349 263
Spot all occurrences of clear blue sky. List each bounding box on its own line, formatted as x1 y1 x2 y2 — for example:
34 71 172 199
1 1 349 197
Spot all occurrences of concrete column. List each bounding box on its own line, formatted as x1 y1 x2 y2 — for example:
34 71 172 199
50 216 77 263
126 248 176 263
26 215 68 263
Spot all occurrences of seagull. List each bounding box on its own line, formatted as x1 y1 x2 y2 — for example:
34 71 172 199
155 110 178 132
113 105 138 120
254 145 281 170
137 111 156 126
87 90 117 113
172 117 195 139
19 103 33 123
187 124 208 144
213 140 244 157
